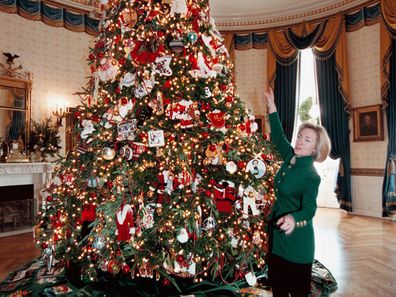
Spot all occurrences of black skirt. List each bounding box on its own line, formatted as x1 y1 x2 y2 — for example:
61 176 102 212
268 253 312 294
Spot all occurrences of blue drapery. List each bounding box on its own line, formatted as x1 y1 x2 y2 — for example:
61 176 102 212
273 58 298 142
382 36 396 216
0 0 99 35
314 51 352 212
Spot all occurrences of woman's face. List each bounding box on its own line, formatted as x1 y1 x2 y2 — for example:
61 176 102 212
294 128 317 157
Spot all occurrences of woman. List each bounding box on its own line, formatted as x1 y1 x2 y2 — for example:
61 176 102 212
264 88 331 297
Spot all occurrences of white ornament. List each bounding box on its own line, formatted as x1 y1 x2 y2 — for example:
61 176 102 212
242 185 259 218
225 161 237 174
153 56 172 76
148 130 165 147
227 228 239 248
212 63 225 75
204 86 212 98
170 0 188 16
120 72 136 88
119 145 133 160
93 235 106 250
134 77 155 98
97 58 118 82
246 158 266 178
117 119 137 141
177 228 189 243
189 52 216 78
81 120 95 140
203 216 216 231
245 272 257 286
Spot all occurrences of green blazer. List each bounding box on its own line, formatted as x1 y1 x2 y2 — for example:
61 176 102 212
269 112 320 264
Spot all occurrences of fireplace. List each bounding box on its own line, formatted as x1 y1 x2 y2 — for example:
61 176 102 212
0 184 34 232
0 162 54 236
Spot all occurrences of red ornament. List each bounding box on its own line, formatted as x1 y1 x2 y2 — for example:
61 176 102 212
116 203 135 241
46 196 53 202
107 181 113 189
162 278 170 286
237 161 246 169
121 97 128 105
91 115 100 123
118 57 126 66
81 204 96 222
89 54 95 60
176 254 185 264
104 97 110 105
209 145 216 152
107 260 120 275
121 263 131 274
209 179 216 185
115 87 121 94
220 84 227 91
239 124 246 131
226 96 233 103
41 243 48 249
208 111 226 129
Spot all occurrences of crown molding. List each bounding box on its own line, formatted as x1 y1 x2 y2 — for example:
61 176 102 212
212 0 374 31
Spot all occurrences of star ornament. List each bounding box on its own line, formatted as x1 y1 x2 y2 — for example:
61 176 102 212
153 56 172 76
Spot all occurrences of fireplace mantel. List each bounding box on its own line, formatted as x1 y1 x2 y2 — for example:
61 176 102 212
0 163 55 237
0 162 55 176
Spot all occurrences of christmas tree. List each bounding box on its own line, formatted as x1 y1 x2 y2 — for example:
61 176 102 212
36 0 279 295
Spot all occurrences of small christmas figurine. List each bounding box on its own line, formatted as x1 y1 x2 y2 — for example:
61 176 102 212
42 244 55 274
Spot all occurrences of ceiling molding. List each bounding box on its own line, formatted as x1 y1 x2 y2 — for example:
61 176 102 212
211 0 374 31
50 0 376 31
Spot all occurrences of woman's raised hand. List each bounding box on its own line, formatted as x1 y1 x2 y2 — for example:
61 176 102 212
264 87 277 114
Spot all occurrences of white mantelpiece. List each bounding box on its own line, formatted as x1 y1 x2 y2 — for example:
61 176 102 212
0 162 54 176
0 162 55 215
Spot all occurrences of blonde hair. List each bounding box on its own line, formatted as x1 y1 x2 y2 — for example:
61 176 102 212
298 122 331 163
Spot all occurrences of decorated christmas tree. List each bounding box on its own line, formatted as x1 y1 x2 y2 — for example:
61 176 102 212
36 0 279 295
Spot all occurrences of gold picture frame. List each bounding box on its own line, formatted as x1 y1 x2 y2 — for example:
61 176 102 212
353 104 383 142
254 115 265 134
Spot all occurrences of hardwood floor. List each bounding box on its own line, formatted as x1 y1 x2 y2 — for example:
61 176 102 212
0 208 395 296
314 208 396 297
0 231 41 282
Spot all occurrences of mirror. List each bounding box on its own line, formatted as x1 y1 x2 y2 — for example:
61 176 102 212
0 75 32 162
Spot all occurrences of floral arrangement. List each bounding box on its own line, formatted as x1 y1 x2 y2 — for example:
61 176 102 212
29 118 61 161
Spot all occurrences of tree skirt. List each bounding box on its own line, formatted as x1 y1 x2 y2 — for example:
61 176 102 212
0 259 337 297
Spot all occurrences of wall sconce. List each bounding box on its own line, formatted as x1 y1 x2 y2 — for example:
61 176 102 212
52 105 67 127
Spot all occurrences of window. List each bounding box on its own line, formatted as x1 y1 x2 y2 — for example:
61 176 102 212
295 49 339 208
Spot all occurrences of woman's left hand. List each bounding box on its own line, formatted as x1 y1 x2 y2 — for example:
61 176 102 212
276 215 296 235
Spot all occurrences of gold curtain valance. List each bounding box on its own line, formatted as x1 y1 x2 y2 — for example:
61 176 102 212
267 14 350 110
380 0 396 108
381 0 396 30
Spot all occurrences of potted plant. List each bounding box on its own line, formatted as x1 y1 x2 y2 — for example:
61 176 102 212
28 118 61 162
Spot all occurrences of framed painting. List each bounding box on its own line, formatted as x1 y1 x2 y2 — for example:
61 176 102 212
353 104 383 142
